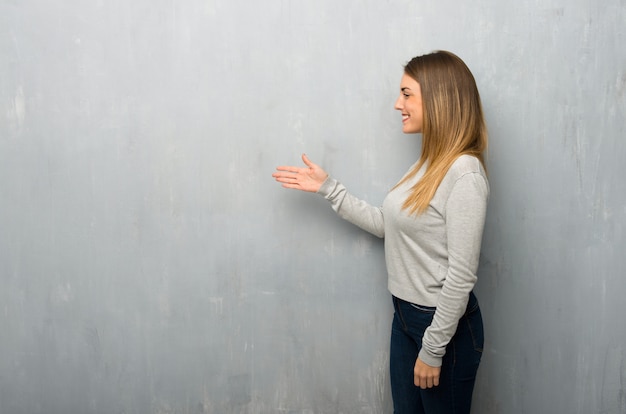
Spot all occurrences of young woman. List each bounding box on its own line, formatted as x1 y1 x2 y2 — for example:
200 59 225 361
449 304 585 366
272 50 489 414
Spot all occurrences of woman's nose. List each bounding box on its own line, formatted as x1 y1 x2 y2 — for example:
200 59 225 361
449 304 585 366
394 96 402 110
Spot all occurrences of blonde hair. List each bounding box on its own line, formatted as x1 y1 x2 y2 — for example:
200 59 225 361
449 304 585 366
394 50 488 215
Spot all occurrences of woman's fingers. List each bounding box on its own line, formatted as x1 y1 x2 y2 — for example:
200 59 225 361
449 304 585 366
413 358 441 389
273 172 296 182
272 167 303 183
275 154 316 174
274 165 299 173
272 168 302 186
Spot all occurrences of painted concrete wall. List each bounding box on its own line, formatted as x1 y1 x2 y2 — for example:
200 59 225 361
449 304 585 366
1 0 624 413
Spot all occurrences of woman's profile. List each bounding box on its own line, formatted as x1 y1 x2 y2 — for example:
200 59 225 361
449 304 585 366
272 50 489 414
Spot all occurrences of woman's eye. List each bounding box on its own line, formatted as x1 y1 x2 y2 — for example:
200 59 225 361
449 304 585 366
403 94 410 98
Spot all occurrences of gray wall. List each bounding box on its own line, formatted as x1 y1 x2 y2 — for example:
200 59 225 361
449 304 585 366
1 1 624 413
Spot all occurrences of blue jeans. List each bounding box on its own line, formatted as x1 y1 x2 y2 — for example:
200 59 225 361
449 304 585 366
390 292 484 414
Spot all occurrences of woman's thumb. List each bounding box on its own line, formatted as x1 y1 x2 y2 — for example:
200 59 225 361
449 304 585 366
301 153 313 167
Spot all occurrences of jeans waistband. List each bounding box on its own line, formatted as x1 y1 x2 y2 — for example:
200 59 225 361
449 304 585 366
393 291 479 317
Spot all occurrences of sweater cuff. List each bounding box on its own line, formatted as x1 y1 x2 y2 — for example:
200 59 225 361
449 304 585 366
316 176 336 198
418 348 443 368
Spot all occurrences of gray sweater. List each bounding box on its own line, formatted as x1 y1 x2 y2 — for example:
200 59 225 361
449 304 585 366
317 154 489 367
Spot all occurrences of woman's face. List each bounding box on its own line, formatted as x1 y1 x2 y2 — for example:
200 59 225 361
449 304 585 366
394 73 423 134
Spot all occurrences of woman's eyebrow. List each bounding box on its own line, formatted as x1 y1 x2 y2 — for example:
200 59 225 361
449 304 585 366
401 87 411 92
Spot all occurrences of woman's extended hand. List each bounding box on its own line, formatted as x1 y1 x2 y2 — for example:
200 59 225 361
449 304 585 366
414 357 441 389
272 154 328 193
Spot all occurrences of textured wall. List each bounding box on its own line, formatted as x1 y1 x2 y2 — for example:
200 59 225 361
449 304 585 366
1 1 624 413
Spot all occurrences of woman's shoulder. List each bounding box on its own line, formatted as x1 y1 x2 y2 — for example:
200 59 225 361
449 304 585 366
448 154 486 178
436 155 489 204
440 155 488 194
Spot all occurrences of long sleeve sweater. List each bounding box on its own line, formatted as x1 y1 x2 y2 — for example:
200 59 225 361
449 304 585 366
316 154 489 367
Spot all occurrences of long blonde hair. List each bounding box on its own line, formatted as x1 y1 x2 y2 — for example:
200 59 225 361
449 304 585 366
394 50 488 215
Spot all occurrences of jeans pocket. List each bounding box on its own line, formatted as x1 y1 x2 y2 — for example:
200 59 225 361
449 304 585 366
393 296 435 335
465 308 485 353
